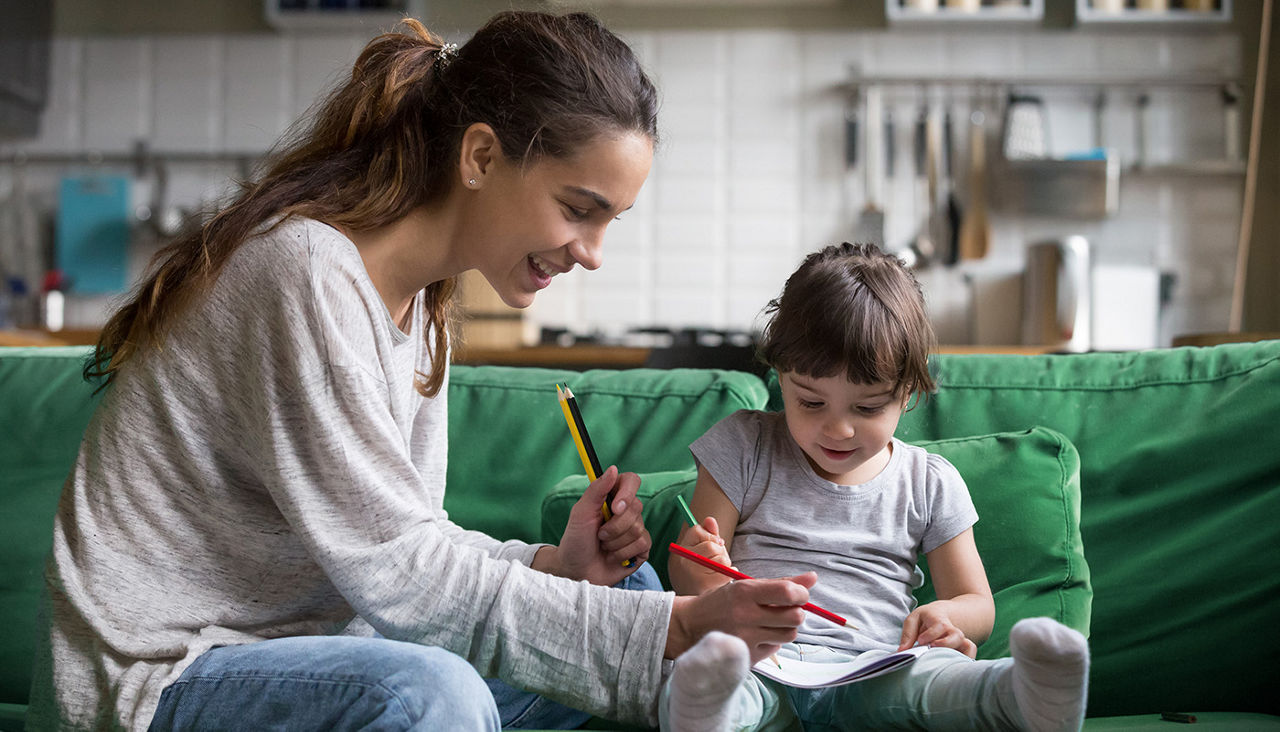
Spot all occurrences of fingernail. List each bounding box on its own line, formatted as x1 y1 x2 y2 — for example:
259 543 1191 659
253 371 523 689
614 500 627 513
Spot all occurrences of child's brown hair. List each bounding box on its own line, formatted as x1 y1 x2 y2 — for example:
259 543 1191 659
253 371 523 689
757 242 937 400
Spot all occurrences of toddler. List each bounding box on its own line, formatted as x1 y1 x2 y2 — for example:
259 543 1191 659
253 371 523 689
662 243 1089 731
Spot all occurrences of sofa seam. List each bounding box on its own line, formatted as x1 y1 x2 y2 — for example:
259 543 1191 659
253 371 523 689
934 352 1278 393
451 370 765 406
1052 429 1075 627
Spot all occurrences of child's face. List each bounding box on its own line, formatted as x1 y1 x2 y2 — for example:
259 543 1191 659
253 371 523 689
778 371 907 485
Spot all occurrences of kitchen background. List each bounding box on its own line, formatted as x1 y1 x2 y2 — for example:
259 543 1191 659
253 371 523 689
1 0 1277 356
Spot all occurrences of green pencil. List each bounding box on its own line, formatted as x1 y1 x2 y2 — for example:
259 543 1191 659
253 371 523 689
676 494 699 527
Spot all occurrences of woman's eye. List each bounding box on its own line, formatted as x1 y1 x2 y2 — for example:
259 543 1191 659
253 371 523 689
563 204 589 220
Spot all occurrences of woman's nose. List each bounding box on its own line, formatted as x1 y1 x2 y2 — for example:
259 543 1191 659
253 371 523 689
570 229 606 271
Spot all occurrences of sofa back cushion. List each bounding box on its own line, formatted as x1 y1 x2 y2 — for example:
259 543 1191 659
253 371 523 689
891 341 1280 717
0 347 103 707
542 426 1090 661
445 365 769 544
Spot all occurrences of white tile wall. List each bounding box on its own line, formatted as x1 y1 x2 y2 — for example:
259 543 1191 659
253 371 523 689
0 25 1244 345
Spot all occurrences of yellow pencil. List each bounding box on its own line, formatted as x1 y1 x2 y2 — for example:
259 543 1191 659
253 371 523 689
557 384 630 565
556 385 596 482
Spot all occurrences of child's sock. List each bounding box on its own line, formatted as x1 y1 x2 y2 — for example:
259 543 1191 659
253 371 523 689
1009 617 1090 732
665 631 751 732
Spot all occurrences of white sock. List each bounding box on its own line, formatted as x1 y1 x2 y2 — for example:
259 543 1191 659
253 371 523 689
665 631 751 732
1009 617 1090 732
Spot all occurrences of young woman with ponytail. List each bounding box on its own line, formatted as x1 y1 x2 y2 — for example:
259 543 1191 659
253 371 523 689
30 10 815 731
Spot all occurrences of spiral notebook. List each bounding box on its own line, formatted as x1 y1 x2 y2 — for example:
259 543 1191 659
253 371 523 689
751 645 929 689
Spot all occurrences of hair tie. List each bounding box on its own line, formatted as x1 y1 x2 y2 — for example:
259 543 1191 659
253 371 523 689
435 42 458 72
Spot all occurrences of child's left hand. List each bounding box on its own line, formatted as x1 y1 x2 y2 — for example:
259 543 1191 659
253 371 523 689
898 601 979 658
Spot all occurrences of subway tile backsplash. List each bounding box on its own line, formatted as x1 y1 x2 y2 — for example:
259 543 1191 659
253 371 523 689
1 24 1243 347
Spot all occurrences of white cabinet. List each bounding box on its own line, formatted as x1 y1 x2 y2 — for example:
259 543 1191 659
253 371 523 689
885 0 1044 24
1074 0 1232 25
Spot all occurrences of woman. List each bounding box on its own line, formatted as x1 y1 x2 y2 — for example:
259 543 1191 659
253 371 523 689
28 10 817 731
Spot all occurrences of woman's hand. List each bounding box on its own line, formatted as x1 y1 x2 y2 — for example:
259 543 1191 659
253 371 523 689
897 600 979 659
539 466 651 586
666 572 818 664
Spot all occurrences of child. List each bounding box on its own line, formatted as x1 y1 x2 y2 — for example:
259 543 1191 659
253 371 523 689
662 242 1089 731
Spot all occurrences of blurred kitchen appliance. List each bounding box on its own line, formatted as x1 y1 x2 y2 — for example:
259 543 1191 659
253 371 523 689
1092 264 1161 350
1001 93 1047 160
1022 236 1091 352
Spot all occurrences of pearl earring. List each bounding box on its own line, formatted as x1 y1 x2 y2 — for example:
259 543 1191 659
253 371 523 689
468 178 477 187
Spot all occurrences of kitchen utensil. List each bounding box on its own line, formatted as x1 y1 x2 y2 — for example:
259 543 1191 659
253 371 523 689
921 107 947 266
941 106 962 266
1022 236 1091 353
900 102 934 269
854 86 885 248
1223 83 1241 161
957 108 990 260
1134 92 1149 168
1002 93 1047 160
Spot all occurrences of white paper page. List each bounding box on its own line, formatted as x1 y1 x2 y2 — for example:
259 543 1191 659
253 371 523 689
751 645 931 689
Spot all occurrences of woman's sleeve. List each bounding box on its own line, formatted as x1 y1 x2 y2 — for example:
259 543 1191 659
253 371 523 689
407 363 547 565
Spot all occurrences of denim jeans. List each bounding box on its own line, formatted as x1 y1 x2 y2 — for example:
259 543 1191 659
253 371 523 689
149 562 663 731
148 635 501 731
487 561 663 729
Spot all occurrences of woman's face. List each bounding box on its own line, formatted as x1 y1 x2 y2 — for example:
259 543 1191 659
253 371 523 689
469 130 653 309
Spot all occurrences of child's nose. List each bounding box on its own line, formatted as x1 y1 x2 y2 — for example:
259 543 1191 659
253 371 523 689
824 417 855 439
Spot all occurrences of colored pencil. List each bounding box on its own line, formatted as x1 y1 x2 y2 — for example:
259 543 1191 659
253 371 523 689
675 494 699 527
557 384 631 567
668 543 854 628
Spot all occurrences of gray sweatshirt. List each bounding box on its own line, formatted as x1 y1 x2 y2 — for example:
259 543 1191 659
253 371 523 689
28 217 672 730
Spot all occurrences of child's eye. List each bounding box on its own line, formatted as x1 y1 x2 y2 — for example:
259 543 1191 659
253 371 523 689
858 405 887 415
797 399 823 410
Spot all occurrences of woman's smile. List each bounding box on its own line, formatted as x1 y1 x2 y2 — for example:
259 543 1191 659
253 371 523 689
528 254 561 289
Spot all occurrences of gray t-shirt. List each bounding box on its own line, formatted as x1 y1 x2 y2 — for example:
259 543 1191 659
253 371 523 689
690 409 977 653
29 217 671 730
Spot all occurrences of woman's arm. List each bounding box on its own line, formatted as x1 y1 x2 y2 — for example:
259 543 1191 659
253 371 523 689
898 528 994 656
667 465 740 596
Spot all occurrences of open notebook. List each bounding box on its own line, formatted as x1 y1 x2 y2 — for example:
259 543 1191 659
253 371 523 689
751 645 930 689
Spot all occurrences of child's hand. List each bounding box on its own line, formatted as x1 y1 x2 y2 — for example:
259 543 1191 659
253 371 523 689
670 516 734 595
677 516 732 568
898 601 978 658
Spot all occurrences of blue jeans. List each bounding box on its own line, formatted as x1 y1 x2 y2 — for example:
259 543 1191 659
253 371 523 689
149 562 662 731
486 562 663 729
148 635 500 731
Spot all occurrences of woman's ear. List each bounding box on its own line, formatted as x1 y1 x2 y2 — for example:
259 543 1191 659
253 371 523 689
458 122 500 189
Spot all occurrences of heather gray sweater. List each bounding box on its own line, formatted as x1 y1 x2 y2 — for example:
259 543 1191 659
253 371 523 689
28 217 672 730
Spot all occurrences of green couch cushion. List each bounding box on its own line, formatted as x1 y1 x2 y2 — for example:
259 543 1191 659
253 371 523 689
889 341 1280 717
542 426 1090 660
0 347 103 709
446 366 769 544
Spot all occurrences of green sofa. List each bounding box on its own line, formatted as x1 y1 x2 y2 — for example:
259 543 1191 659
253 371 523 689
3 342 1278 730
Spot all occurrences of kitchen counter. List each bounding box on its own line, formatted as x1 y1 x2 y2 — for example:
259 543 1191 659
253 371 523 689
453 343 1057 370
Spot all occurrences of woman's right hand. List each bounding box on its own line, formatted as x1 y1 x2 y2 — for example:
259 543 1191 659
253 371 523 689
665 572 818 664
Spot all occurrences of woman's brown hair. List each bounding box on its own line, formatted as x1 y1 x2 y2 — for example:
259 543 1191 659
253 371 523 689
757 242 937 402
87 11 659 396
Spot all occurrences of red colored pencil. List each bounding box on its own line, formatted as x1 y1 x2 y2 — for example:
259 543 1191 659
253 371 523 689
668 543 854 628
